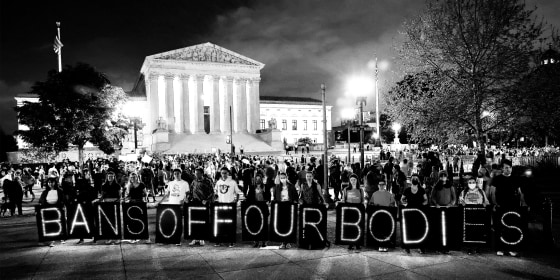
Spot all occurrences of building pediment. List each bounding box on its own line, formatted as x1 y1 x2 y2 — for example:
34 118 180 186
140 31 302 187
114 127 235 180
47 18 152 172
147 42 264 68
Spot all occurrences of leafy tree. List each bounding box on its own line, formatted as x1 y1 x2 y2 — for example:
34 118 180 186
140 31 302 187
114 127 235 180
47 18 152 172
392 0 544 151
515 61 560 145
16 63 129 168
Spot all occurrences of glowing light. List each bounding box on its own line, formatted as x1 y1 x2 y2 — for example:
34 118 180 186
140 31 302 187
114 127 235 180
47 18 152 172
69 204 90 235
41 208 62 237
213 205 233 237
463 207 486 244
340 207 362 242
500 211 523 246
401 208 429 244
273 203 295 237
346 76 374 99
188 206 206 235
98 204 119 236
368 209 395 242
158 208 178 239
302 208 324 241
126 205 145 235
392 123 401 132
244 205 264 236
441 210 447 247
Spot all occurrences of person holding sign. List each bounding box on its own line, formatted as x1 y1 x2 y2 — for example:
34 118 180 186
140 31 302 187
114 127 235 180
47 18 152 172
459 177 489 254
368 180 396 252
125 172 147 203
100 171 122 245
188 167 214 246
297 171 326 206
214 167 243 248
431 171 456 207
340 173 364 251
272 172 298 249
160 169 190 246
488 159 526 257
246 173 271 248
38 177 66 247
400 174 428 254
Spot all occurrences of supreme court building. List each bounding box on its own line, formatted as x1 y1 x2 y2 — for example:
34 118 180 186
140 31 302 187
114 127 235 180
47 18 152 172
15 43 332 157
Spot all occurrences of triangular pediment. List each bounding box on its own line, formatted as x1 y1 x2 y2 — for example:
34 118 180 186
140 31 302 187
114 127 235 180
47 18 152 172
148 42 264 67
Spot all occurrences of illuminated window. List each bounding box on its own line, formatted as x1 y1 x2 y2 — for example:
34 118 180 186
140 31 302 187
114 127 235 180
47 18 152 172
313 120 317 130
282 120 287 130
260 119 265 130
292 120 297 130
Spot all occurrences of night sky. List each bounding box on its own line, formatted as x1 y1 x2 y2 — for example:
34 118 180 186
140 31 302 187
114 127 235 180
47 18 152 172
1 0 558 135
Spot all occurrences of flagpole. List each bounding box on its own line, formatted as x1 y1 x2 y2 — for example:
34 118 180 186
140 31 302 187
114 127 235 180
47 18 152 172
56 22 62 72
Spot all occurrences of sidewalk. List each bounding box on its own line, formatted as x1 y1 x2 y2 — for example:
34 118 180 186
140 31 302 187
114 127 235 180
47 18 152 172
1 204 560 279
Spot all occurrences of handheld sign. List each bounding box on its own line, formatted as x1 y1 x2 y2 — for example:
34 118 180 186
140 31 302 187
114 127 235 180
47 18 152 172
67 203 94 239
366 206 397 248
95 202 122 240
210 203 237 243
400 207 430 249
428 206 462 250
496 207 527 251
123 202 149 240
36 205 67 242
241 201 269 241
462 205 491 245
299 204 327 249
184 203 209 240
269 202 298 243
335 203 365 246
155 204 183 244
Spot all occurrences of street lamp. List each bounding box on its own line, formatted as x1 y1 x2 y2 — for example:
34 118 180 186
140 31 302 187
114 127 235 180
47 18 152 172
341 108 355 163
346 76 373 169
392 123 401 144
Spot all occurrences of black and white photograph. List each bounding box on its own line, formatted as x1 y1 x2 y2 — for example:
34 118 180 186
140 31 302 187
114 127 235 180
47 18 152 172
1 0 560 279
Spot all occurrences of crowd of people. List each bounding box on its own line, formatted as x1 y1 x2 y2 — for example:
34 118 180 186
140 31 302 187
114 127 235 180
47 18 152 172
0 149 537 256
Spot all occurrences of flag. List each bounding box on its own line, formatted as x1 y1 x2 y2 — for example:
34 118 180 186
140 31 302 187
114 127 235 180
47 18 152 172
53 36 63 54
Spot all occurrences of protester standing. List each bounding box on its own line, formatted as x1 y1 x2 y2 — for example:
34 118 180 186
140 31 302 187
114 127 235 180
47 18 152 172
340 173 364 251
214 167 242 247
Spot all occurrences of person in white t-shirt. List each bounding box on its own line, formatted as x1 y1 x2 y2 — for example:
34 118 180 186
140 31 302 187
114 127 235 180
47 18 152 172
160 169 189 246
213 167 242 248
162 169 190 205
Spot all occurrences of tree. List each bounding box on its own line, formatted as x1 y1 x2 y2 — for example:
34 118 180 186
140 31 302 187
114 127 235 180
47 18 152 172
515 60 560 145
392 0 544 151
16 63 129 168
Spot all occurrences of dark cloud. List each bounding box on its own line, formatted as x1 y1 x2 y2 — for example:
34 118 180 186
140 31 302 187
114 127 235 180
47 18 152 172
1 0 559 134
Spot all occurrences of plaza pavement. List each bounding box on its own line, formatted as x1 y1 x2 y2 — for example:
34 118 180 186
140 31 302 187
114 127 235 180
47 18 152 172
1 194 560 280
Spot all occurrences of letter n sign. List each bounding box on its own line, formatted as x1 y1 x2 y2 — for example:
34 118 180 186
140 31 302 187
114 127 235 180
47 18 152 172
95 202 122 240
36 205 67 242
335 203 365 245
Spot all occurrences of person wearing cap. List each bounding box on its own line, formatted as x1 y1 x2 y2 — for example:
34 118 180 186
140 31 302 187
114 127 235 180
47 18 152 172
214 167 242 248
340 173 365 251
369 179 396 252
430 170 456 207
188 167 214 247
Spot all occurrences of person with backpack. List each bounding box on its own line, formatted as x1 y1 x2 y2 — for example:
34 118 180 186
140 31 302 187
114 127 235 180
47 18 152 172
340 173 364 251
